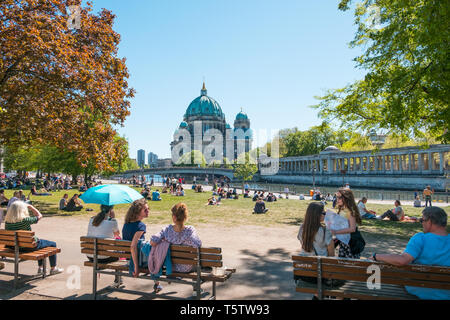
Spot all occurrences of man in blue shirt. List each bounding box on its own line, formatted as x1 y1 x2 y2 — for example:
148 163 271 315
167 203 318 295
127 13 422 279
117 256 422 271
152 190 161 201
372 206 450 299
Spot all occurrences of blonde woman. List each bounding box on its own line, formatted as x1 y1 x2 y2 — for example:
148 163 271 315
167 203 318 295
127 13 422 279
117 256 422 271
5 201 63 275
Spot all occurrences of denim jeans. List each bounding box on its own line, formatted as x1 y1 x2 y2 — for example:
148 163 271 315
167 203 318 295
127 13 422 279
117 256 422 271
36 239 57 267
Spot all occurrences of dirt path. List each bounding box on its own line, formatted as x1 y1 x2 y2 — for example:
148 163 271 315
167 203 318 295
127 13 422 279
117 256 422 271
0 213 410 300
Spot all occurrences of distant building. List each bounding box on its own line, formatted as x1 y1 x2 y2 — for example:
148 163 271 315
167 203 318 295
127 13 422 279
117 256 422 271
157 158 172 168
137 149 145 168
148 152 158 168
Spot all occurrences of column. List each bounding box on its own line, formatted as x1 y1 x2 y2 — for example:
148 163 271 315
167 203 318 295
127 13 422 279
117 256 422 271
439 152 444 174
382 155 386 172
418 153 423 172
428 152 432 171
360 156 364 173
328 158 332 173
408 153 412 172
399 154 403 173
374 156 379 172
391 155 394 173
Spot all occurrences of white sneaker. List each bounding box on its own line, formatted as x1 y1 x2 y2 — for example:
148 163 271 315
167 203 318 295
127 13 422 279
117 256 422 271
37 267 43 275
50 267 64 275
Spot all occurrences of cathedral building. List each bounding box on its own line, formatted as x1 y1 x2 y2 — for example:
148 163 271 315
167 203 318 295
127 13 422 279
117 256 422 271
171 83 252 164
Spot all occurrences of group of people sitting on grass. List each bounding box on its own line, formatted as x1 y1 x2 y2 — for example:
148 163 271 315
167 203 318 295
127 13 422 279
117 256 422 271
297 187 449 300
59 193 84 211
212 188 239 201
252 191 278 202
357 198 418 222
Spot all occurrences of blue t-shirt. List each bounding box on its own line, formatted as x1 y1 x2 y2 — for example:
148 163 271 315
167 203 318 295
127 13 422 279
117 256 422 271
122 221 146 242
404 232 450 300
152 192 161 201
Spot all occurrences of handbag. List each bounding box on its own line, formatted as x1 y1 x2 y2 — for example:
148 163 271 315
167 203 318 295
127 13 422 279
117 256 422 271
349 227 365 255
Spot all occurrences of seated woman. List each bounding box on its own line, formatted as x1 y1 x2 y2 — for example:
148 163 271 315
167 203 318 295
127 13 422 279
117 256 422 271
253 197 268 214
30 185 52 196
150 203 202 273
0 189 9 206
65 194 83 211
296 202 337 298
414 196 422 208
243 190 250 198
86 205 120 263
59 194 69 210
5 201 63 275
357 197 377 219
377 200 404 221
206 196 219 206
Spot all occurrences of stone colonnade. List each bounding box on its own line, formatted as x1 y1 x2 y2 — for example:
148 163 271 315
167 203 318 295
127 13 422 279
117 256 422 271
277 145 450 175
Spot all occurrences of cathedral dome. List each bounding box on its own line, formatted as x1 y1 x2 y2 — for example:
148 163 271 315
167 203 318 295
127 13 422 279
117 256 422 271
184 83 225 120
235 111 248 120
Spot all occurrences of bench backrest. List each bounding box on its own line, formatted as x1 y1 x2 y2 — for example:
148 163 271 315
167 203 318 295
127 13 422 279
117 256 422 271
292 255 450 290
80 237 223 268
0 230 37 248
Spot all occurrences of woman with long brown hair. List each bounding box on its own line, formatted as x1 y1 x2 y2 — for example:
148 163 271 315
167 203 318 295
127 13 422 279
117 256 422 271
298 202 335 257
330 188 362 259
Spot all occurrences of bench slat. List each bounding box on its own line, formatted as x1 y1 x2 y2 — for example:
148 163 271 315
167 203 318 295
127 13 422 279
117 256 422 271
293 269 450 290
0 241 37 248
80 237 132 247
292 255 450 275
171 245 221 254
170 251 223 261
171 258 222 268
84 261 129 271
0 230 35 237
0 235 36 243
80 243 132 252
81 249 131 259
294 262 450 282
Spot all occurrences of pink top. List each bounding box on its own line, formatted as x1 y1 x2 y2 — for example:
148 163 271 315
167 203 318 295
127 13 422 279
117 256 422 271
151 225 202 272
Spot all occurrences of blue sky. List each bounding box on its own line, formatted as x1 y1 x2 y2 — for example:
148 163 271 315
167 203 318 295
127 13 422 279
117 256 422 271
89 0 365 160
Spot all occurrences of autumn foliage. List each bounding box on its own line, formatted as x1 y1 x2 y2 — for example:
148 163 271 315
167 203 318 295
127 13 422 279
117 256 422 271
0 0 135 172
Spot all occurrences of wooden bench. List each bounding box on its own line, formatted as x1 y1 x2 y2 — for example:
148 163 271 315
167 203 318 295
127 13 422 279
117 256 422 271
292 255 450 300
0 230 61 289
80 236 236 300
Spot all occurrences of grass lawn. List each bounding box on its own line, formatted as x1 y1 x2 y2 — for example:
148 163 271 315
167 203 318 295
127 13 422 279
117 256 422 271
2 187 448 240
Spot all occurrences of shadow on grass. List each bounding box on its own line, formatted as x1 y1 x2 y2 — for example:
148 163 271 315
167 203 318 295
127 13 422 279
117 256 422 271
32 201 89 217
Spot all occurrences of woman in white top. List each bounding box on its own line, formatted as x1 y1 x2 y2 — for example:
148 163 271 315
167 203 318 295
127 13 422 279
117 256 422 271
329 188 363 259
86 204 120 263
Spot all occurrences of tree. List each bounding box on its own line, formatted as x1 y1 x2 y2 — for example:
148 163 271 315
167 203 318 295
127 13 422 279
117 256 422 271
313 0 450 143
0 0 135 171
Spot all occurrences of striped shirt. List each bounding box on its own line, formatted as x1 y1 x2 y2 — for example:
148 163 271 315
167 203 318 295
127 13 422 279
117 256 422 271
5 217 39 242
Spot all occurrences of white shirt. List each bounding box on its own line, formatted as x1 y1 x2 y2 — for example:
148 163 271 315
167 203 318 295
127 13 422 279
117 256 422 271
86 217 119 259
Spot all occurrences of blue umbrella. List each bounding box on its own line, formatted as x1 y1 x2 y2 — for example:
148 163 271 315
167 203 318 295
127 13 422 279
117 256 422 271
79 184 144 206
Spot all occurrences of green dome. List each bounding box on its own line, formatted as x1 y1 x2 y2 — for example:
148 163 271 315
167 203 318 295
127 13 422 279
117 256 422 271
179 121 188 128
236 111 248 120
184 83 225 120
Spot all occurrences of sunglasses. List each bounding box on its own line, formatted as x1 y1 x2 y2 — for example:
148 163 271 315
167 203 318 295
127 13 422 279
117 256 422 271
419 218 428 223
322 211 326 216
